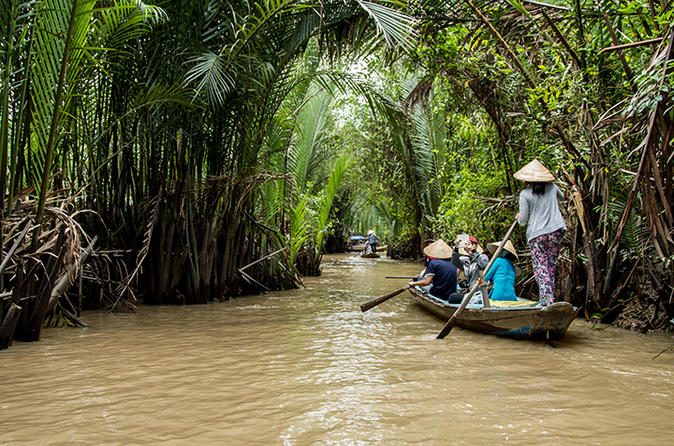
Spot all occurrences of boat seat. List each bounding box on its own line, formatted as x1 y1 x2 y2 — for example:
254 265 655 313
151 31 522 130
424 292 484 309
490 299 538 307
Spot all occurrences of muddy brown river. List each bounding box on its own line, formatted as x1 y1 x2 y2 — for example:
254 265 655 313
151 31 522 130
1 254 673 445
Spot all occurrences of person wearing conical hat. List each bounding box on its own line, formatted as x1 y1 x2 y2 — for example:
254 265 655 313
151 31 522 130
479 241 519 302
409 239 465 303
514 159 566 305
366 229 379 254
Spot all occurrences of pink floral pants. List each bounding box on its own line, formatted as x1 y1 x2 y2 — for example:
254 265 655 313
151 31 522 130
529 229 564 304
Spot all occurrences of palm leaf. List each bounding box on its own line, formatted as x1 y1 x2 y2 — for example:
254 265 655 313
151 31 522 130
409 103 444 214
355 0 417 51
184 51 240 106
227 0 303 58
92 1 167 55
30 0 97 224
1 1 36 203
287 87 333 194
289 195 310 265
315 156 348 252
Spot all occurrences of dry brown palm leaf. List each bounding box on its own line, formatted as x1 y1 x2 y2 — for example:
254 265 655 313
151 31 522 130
111 194 161 311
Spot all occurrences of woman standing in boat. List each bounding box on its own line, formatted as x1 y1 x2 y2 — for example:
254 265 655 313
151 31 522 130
515 159 566 306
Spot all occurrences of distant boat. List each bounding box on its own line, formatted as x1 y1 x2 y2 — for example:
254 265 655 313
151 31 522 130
408 287 578 340
359 245 387 257
360 252 380 258
348 243 367 252
349 243 387 253
348 235 366 252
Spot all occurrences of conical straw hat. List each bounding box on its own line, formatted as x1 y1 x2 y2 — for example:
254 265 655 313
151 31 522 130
514 159 555 182
423 239 453 259
487 240 518 260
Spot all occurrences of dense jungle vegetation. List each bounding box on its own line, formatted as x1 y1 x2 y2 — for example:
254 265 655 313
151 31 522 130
1 0 672 348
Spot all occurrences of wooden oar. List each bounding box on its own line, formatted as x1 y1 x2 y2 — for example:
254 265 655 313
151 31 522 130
360 285 411 312
436 220 519 339
385 276 416 279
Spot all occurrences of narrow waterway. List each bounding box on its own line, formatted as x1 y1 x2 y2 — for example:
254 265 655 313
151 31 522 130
1 254 673 445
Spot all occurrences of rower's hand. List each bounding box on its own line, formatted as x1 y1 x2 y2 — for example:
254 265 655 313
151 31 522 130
515 212 521 221
408 280 415 287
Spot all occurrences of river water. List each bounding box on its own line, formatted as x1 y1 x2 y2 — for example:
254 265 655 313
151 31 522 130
1 254 673 445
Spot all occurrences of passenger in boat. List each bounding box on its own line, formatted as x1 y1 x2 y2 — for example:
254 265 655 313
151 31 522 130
450 235 488 291
480 240 518 301
464 236 489 288
408 239 464 303
514 159 567 306
366 229 380 254
450 237 468 287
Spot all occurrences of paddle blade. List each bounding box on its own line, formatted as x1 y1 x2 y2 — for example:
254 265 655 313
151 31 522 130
360 286 410 312
436 316 457 339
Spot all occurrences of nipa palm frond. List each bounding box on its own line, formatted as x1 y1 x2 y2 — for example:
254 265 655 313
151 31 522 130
287 87 333 194
289 195 310 265
409 104 442 213
315 156 348 252
354 0 417 52
92 1 167 56
184 51 240 106
29 0 96 198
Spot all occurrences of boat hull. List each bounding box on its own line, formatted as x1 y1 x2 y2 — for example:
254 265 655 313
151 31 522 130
409 288 578 340
349 245 388 253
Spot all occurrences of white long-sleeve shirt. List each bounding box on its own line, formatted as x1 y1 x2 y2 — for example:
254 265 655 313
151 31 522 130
518 183 566 241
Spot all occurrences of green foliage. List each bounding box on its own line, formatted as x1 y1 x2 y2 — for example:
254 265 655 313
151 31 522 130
3 0 672 322
355 0 417 51
30 0 96 194
0 0 423 304
433 159 506 241
315 156 348 252
289 196 310 266
288 87 334 194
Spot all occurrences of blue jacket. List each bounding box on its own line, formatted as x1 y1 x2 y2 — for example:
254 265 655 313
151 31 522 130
426 259 458 300
483 256 517 301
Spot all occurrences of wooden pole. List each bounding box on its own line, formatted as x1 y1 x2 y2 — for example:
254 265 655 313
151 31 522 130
360 286 411 312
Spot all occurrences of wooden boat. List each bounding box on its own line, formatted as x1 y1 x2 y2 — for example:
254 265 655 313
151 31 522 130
361 253 380 258
408 287 578 340
349 244 388 253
